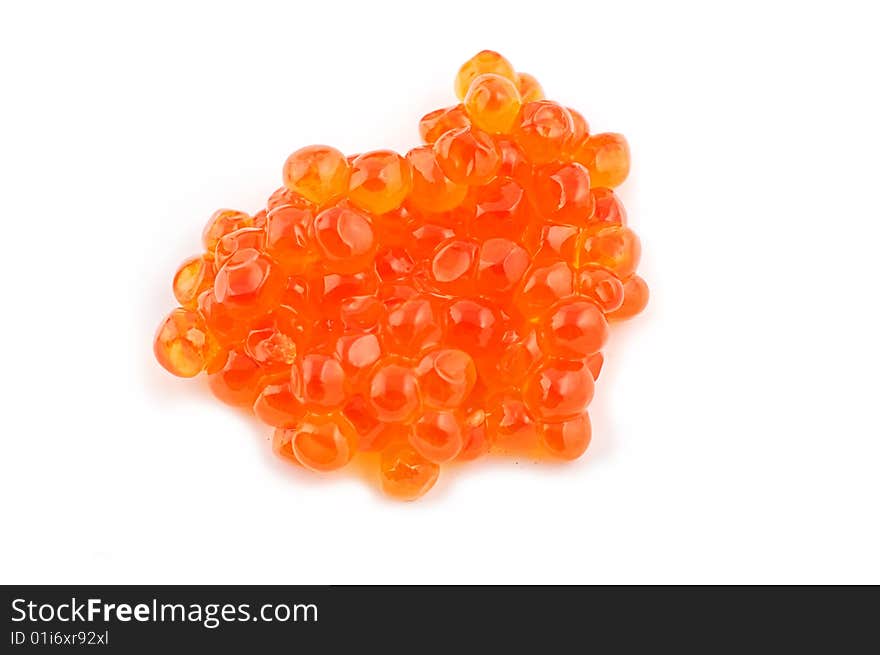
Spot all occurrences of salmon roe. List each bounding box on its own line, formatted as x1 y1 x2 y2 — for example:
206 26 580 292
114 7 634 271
154 51 648 500
454 50 516 101
464 73 522 134
516 72 544 103
348 150 413 215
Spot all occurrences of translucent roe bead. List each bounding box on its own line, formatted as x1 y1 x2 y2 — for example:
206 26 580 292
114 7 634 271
290 413 358 472
380 443 440 501
264 204 315 275
406 145 469 213
454 50 517 100
433 126 502 186
578 225 641 279
574 133 631 189
607 275 649 321
313 205 377 274
523 359 595 422
419 105 470 144
415 348 477 409
282 145 350 205
538 299 609 359
540 413 592 460
463 73 522 134
512 101 574 165
213 248 285 318
348 150 413 215
410 411 463 463
368 361 421 423
154 308 213 378
202 209 251 253
516 72 544 103
172 255 214 309
530 162 593 226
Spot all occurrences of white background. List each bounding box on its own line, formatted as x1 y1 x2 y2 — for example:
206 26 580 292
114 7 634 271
1 0 878 584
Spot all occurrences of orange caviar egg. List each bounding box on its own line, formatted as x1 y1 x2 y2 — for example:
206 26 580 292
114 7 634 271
254 381 306 428
267 186 311 212
293 353 347 409
489 396 539 452
368 361 421 423
538 299 609 358
317 269 379 307
515 261 575 319
339 295 383 331
574 132 631 189
245 324 298 370
264 204 315 274
475 238 530 299
336 333 381 386
454 50 516 100
579 225 641 279
154 50 648 500
380 443 440 501
496 329 541 387
419 104 470 145
444 298 503 354
154 308 213 378
415 348 477 409
463 73 522 134
590 187 627 228
494 137 532 186
587 352 604 380
410 411 463 463
408 221 455 262
215 227 265 268
375 247 415 281
208 349 268 407
516 72 544 103
434 126 501 186
406 145 468 213
523 359 595 422
470 177 529 240
313 205 377 273
608 275 650 321
348 150 413 215
202 209 252 253
342 395 401 452
290 413 358 472
563 108 590 158
530 162 593 226
272 427 302 466
172 255 214 309
213 248 285 318
540 413 591 460
577 266 625 313
512 101 574 165
196 288 247 346
382 295 443 356
430 238 479 295
525 223 580 264
457 409 489 461
283 145 350 205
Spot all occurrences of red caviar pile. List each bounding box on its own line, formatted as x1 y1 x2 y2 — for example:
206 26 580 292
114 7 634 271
154 51 648 500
